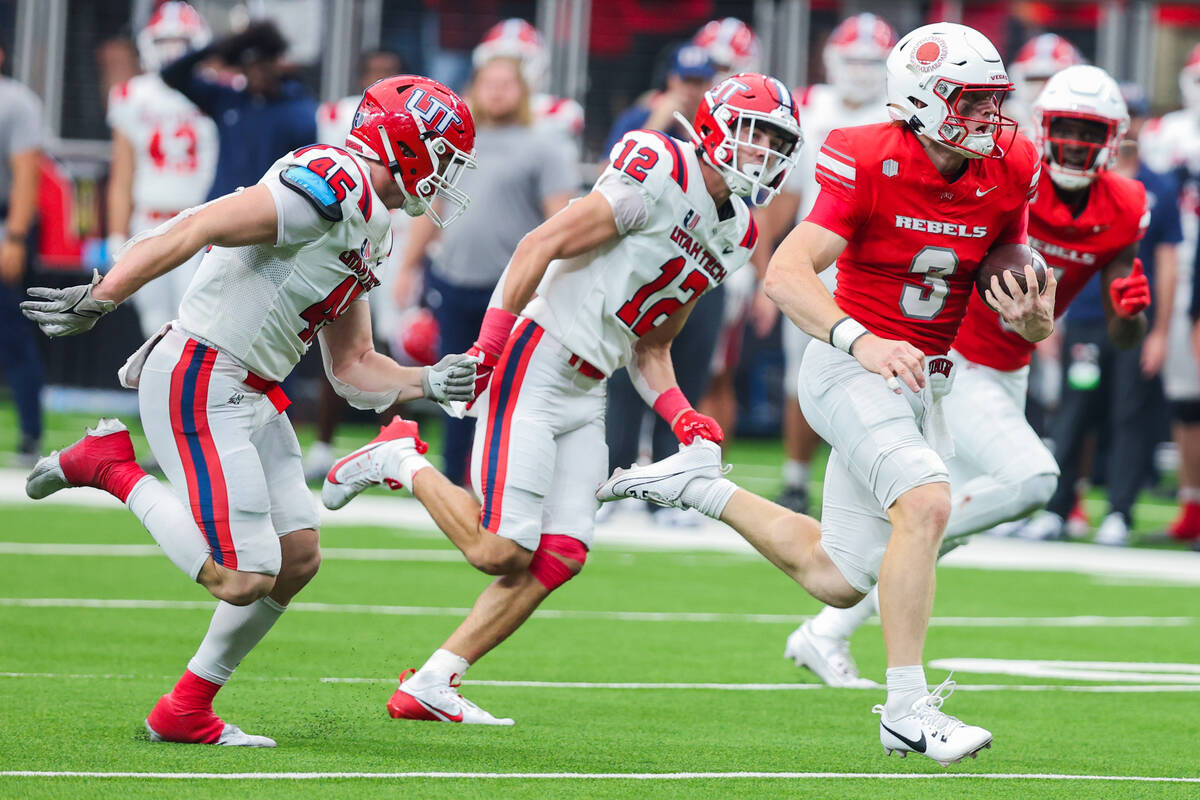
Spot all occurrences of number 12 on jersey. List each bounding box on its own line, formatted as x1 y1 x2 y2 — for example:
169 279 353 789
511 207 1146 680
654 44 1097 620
616 257 709 335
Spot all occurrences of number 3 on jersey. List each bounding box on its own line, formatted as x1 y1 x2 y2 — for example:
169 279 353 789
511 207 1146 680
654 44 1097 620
900 246 959 320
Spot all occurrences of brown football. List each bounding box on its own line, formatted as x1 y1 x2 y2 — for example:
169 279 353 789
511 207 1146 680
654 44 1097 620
976 243 1049 310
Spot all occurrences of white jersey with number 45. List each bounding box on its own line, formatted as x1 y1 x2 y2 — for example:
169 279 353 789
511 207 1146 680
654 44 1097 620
107 73 219 215
178 144 392 381
523 129 757 376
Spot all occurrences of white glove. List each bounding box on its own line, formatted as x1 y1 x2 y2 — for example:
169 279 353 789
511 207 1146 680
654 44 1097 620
421 353 481 404
20 270 117 338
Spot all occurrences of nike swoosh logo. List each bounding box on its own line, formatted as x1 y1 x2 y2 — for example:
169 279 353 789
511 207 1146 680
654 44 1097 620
416 696 463 723
976 186 997 197
880 721 927 753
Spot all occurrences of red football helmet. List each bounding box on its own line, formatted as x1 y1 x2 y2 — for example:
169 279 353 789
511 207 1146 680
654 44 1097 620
692 17 760 76
137 1 210 71
391 307 440 366
824 13 897 105
346 75 477 228
473 18 547 91
681 73 803 205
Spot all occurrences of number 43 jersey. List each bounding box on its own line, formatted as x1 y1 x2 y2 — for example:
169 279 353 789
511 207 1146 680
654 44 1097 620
806 122 1040 356
178 144 392 381
524 129 758 377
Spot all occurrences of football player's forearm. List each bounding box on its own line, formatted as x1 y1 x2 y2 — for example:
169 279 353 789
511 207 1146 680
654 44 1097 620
336 351 423 402
763 263 844 341
500 233 553 314
94 221 208 304
631 344 678 401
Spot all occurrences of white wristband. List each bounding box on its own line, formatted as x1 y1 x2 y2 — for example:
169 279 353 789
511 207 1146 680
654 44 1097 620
829 316 869 355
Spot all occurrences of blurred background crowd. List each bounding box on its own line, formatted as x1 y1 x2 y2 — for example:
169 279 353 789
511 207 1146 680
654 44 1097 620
3 0 1200 549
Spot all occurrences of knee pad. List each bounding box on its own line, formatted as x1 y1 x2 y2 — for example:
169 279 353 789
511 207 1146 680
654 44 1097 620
528 534 588 591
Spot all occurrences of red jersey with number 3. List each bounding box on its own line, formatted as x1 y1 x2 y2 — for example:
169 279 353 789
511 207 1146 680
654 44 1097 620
524 129 757 377
177 144 392 381
805 123 1040 355
953 168 1149 370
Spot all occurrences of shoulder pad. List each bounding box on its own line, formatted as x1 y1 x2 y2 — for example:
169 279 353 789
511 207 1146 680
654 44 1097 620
280 165 343 222
607 129 690 195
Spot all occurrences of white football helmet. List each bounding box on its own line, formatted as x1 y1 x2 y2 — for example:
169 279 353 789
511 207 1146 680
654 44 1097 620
137 1 210 72
692 17 760 77
823 13 897 106
1032 65 1128 190
1179 43 1200 114
472 19 547 91
886 22 1017 159
1009 33 1086 109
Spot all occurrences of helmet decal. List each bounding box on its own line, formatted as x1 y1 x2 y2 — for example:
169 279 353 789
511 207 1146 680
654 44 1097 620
912 37 947 72
404 89 464 135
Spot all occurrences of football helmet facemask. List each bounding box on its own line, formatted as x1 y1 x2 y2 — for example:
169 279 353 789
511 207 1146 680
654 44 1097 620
1032 65 1128 190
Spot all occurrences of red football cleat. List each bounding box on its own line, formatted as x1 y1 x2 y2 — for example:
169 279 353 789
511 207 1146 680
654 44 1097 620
1167 502 1200 542
145 673 275 747
25 418 148 502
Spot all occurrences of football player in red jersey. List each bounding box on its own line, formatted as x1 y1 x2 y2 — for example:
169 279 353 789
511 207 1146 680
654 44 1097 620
783 65 1150 684
598 22 1053 765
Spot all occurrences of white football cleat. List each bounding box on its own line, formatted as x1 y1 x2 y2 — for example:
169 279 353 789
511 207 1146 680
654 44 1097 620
784 620 875 688
873 677 992 766
1016 511 1064 541
596 440 729 510
145 720 276 748
1094 512 1130 546
322 418 428 510
387 669 514 726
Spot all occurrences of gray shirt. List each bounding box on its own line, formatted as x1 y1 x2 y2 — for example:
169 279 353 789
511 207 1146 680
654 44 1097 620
432 124 579 288
0 77 45 208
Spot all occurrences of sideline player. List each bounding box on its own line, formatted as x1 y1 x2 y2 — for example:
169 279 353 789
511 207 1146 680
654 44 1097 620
597 23 1051 765
1139 43 1200 540
322 73 803 725
1006 33 1086 133
107 1 218 338
787 65 1149 686
770 12 897 513
21 77 479 746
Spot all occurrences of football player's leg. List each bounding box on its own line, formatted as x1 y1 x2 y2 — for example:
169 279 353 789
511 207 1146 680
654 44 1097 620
778 320 820 513
941 360 1058 540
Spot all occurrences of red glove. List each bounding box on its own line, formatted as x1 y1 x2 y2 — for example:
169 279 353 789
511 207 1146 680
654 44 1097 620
467 307 517 405
1109 258 1151 318
653 388 724 445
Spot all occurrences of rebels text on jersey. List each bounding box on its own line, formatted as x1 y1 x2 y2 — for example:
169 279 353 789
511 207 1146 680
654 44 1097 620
954 168 1148 370
805 123 1040 355
178 144 391 381
523 129 757 376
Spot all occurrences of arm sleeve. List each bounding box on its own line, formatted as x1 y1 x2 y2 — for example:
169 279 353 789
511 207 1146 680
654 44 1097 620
993 205 1029 247
160 47 227 117
593 171 651 234
265 176 335 246
802 129 865 239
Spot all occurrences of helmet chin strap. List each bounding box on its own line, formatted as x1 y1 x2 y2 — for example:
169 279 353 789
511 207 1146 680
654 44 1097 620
1048 166 1093 191
375 123 425 217
673 110 754 197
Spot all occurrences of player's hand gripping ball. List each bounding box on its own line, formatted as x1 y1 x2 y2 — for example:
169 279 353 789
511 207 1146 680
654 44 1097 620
976 244 1049 311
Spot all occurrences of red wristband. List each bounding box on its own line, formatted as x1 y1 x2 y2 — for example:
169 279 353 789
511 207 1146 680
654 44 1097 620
652 387 691 424
476 307 518 358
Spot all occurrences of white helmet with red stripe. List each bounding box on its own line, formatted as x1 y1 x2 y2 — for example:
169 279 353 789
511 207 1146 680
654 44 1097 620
137 1 210 71
692 17 760 76
678 73 803 205
1010 33 1085 106
886 22 1018 159
472 18 547 91
1179 43 1200 113
823 13 898 105
1032 64 1128 190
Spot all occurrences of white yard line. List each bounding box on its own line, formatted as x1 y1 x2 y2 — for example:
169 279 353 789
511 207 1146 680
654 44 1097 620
0 770 1197 783
3 468 1199 582
0 543 464 561
0 597 1191 627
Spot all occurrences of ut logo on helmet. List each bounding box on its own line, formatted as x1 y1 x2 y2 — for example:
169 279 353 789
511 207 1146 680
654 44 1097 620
405 89 463 135
712 77 751 104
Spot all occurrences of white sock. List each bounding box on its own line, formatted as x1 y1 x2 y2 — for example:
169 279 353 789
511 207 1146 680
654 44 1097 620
682 476 738 519
382 446 434 489
809 585 877 640
884 665 928 720
415 648 470 685
1180 486 1200 504
126 476 211 580
782 459 809 489
187 596 286 685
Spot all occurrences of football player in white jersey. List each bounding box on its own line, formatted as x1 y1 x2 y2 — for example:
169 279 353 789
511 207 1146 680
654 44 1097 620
473 18 585 140
21 76 480 747
322 73 803 725
767 13 897 515
107 1 219 339
1138 43 1200 540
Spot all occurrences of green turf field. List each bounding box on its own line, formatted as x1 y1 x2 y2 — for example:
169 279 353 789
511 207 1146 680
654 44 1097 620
1 403 1198 798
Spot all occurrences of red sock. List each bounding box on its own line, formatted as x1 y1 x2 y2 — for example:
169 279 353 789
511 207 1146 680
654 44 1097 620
59 431 149 502
1169 502 1200 540
146 670 224 744
103 462 149 503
